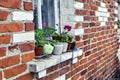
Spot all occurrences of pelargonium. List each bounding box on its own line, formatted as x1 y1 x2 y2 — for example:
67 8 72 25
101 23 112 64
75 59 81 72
64 25 72 31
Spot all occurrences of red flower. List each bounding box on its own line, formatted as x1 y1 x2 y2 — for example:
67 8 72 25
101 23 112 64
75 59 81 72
64 25 72 31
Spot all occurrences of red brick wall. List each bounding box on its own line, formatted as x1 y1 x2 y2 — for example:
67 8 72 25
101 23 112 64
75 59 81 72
0 0 34 80
0 0 119 80
38 0 119 80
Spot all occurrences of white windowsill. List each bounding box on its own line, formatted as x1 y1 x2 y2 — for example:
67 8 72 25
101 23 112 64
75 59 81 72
28 50 83 73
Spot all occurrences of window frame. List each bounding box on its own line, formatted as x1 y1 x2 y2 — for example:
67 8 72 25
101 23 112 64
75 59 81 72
34 0 60 33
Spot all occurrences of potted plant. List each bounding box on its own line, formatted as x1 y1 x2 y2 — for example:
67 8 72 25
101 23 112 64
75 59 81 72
35 29 46 57
58 25 73 52
35 26 55 58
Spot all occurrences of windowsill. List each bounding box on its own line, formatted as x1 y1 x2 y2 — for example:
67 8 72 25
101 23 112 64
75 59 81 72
29 50 83 73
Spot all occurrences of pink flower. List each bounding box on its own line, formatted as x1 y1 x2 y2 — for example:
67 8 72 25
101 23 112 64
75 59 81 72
43 22 48 27
64 25 72 31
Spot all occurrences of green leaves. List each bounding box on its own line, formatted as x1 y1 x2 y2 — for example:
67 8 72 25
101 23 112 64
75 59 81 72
117 20 120 28
35 29 46 47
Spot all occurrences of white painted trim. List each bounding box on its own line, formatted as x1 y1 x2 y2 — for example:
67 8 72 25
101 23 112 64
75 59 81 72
37 0 42 29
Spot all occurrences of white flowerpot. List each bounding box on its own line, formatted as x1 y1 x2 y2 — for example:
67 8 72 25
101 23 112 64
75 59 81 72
59 42 68 52
53 44 63 55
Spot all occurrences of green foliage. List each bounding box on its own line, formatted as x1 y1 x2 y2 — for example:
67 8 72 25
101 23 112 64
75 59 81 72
117 20 120 28
59 33 73 43
35 29 46 47
43 26 58 37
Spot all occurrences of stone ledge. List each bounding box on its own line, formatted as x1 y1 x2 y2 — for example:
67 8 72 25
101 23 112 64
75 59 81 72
29 50 83 73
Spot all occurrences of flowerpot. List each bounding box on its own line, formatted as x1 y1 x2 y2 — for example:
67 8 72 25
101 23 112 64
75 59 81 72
53 43 63 55
43 43 54 55
59 42 68 52
67 42 76 51
35 46 43 56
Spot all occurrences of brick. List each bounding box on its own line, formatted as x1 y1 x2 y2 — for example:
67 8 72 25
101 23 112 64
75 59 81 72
0 35 11 44
0 55 20 68
8 44 19 52
22 52 35 63
66 72 71 79
76 41 84 48
91 5 98 11
84 4 91 10
71 73 79 80
82 23 90 28
75 23 81 29
0 23 23 33
59 60 70 68
19 42 34 52
85 51 91 57
25 23 34 31
7 55 20 67
4 64 27 79
0 10 10 21
75 35 80 41
0 47 6 57
47 65 59 73
80 69 87 76
45 72 59 80
75 9 80 15
0 71 2 80
60 66 70 75
0 0 22 9
79 10 89 15
24 2 33 10
84 28 90 33
15 73 34 80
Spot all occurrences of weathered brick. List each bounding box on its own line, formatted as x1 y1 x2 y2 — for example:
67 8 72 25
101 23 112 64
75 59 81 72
15 73 34 80
8 44 19 52
0 35 11 44
0 10 10 21
24 2 33 10
4 64 27 79
75 23 81 29
22 52 35 63
0 23 23 33
25 23 34 31
0 47 6 57
0 55 20 68
0 0 22 9
47 64 59 73
71 73 79 80
76 41 84 48
60 66 70 75
59 60 70 68
19 42 34 52
45 72 59 80
75 35 80 41
85 51 91 57
84 4 91 10
80 69 87 76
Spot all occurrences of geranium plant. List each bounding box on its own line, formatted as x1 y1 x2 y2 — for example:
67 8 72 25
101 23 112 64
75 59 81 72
59 25 73 43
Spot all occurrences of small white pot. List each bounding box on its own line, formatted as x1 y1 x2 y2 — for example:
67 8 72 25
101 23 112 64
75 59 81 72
59 42 68 52
53 44 63 55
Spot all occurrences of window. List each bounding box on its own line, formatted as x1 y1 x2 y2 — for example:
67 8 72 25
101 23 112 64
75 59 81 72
34 0 60 33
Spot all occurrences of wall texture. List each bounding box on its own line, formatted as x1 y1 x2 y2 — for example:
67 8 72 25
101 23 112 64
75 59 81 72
0 0 119 80
0 0 35 80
